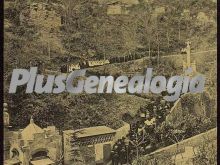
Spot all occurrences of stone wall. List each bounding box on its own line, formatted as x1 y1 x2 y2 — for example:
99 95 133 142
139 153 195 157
113 122 130 143
135 128 217 165
166 91 215 127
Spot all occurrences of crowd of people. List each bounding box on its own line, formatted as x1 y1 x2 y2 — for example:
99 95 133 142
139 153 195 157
111 99 172 165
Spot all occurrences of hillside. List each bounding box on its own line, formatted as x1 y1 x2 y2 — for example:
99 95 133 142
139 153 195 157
4 0 217 70
3 0 217 131
133 128 217 165
6 91 147 130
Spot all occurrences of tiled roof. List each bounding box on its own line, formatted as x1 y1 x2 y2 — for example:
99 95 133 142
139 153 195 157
64 126 116 138
98 0 139 5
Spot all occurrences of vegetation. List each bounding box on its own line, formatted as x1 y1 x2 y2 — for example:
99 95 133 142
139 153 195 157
61 0 217 59
132 129 217 165
4 0 217 133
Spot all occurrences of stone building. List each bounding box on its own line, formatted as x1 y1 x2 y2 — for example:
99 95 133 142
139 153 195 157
153 6 165 15
87 60 110 67
20 2 62 31
100 0 139 15
107 2 127 15
63 126 116 164
67 63 81 72
4 103 62 165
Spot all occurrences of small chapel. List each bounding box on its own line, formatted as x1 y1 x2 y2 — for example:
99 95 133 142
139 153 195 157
4 103 62 165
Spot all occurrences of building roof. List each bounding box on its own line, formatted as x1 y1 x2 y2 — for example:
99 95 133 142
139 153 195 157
21 117 44 141
121 0 139 5
64 126 116 138
98 0 139 5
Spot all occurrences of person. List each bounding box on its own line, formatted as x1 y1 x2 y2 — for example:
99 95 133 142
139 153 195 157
154 105 164 124
117 140 122 152
113 143 118 151
166 102 171 109
144 143 153 154
153 106 157 117
128 149 134 164
121 137 126 146
164 105 170 115
160 99 166 105
138 126 144 134
145 110 156 134
113 151 119 165
130 134 136 141
145 116 156 126
140 146 145 155
119 147 127 164
111 150 116 165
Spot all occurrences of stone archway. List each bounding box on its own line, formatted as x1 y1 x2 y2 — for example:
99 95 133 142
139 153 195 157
31 148 48 160
30 148 55 165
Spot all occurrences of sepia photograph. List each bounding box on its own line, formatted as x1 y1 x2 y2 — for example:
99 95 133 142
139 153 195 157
3 0 217 164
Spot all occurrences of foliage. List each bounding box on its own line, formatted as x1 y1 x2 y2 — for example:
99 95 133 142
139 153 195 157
4 0 217 134
194 139 217 165
132 152 173 165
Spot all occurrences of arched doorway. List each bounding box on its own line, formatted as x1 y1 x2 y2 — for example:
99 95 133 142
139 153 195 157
30 149 55 165
32 150 48 159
